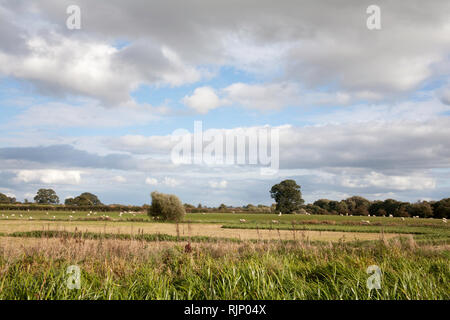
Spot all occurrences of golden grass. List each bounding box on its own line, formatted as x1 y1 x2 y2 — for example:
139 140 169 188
0 220 401 242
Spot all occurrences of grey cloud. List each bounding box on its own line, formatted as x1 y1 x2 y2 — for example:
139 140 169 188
1 0 449 103
279 119 450 171
0 144 143 171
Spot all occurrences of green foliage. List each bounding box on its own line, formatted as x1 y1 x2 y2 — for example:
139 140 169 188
34 189 59 204
270 180 304 214
0 239 448 300
433 198 450 218
65 192 102 206
0 193 15 204
148 191 186 222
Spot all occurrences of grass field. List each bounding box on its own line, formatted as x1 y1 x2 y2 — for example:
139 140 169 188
0 211 448 299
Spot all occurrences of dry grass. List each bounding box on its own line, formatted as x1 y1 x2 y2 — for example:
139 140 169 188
0 220 400 242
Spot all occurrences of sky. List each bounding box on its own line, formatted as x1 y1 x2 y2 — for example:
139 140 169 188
0 0 450 206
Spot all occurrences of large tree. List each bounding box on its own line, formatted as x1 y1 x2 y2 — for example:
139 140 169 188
0 193 15 204
270 180 304 214
34 189 59 204
65 192 102 206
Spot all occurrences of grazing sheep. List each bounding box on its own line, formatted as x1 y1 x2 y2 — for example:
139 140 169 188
401 217 405 221
278 212 282 216
46 212 49 215
52 216 56 220
361 220 371 225
443 218 447 224
29 216 32 220
11 214 15 217
389 214 393 218
271 220 279 224
239 219 246 223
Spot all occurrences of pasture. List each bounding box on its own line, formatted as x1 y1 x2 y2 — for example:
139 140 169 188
0 210 448 299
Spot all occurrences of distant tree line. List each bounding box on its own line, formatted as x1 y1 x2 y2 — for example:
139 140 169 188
1 183 449 219
308 196 450 219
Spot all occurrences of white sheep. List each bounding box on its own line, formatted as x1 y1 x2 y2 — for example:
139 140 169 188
272 220 279 224
239 219 246 223
361 220 371 225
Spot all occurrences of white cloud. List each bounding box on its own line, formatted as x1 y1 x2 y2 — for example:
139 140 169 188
1 0 450 104
339 171 436 191
145 177 158 186
163 177 181 187
0 34 204 106
15 170 82 185
11 101 164 128
209 180 228 189
112 175 126 183
223 82 300 110
182 86 226 114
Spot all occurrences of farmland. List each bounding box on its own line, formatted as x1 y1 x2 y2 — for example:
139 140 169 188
0 210 448 299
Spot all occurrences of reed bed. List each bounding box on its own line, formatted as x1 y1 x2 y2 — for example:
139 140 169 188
0 232 448 300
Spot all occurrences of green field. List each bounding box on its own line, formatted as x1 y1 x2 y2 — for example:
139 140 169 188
0 211 448 299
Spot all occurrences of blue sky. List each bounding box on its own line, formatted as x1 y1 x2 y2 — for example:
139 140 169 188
0 0 450 206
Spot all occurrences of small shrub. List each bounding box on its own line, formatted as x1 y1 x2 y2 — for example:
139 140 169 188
148 191 185 222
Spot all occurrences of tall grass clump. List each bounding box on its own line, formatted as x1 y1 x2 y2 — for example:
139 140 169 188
148 191 185 222
0 237 448 300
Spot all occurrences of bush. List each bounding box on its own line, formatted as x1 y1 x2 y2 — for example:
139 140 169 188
148 191 185 222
